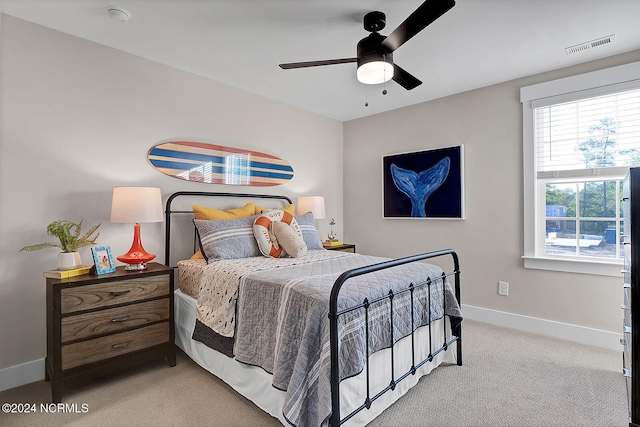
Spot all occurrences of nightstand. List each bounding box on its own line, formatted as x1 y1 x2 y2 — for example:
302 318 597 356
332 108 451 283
45 262 175 402
323 243 356 253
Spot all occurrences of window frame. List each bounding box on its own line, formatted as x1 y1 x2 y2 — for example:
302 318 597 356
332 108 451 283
521 61 640 277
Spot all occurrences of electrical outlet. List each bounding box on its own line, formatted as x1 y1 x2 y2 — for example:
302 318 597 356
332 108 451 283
498 281 509 296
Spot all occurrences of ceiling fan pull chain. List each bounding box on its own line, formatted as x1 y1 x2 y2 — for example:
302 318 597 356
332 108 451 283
382 55 388 95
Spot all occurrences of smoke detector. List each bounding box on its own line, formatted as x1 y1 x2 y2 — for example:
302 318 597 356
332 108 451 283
108 7 131 23
565 35 615 55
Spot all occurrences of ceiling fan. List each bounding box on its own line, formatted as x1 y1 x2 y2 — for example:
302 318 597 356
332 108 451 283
279 0 456 91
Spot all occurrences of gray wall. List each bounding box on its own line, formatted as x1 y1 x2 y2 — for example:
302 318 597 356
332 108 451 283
343 50 640 335
0 15 343 371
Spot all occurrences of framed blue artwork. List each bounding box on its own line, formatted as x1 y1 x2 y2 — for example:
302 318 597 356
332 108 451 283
383 145 465 219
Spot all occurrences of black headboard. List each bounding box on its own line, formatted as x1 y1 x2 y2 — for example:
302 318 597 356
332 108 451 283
164 191 293 267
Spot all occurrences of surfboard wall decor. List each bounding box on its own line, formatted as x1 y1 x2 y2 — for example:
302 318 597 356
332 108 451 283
148 141 294 186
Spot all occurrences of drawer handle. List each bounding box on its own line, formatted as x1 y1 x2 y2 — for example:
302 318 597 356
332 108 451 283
624 282 631 288
622 270 631 274
110 290 131 297
112 341 132 349
624 325 632 334
110 316 131 323
624 368 632 378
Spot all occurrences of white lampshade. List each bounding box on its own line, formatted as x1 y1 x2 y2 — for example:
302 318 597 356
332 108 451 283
357 60 394 84
297 196 326 219
110 187 163 223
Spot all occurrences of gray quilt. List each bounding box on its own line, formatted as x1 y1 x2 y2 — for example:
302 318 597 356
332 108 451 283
233 253 462 427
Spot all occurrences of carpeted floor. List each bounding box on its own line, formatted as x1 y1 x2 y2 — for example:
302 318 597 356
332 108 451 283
0 320 628 427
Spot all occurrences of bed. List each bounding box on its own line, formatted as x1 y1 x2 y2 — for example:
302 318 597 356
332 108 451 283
165 191 462 426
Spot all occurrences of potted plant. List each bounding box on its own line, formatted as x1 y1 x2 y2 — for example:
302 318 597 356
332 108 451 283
20 220 100 270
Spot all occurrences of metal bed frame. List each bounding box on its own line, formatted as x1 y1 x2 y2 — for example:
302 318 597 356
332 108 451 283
164 191 462 427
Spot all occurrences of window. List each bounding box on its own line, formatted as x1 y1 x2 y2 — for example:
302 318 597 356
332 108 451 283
521 62 640 276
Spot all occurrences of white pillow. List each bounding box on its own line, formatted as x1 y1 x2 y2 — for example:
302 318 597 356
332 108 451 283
272 221 307 258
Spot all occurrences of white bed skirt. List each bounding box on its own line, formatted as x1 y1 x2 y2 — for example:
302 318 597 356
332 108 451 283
174 289 457 427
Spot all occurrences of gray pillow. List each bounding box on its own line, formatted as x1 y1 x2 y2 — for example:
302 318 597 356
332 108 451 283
194 215 261 262
294 212 324 250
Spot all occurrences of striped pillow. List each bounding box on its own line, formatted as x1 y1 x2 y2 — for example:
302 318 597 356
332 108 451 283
194 215 261 262
294 212 325 250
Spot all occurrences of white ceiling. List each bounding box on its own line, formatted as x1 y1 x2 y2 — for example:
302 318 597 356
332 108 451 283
2 0 640 121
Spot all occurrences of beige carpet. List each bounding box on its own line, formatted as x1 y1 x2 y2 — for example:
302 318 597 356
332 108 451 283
0 320 627 427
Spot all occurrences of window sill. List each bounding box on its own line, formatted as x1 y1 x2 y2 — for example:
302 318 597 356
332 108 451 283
522 256 623 277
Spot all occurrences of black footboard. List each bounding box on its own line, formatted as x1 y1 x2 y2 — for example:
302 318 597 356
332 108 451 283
328 249 462 426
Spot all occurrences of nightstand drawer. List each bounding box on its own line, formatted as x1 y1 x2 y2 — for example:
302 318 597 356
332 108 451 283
61 275 170 313
61 298 170 343
61 322 169 370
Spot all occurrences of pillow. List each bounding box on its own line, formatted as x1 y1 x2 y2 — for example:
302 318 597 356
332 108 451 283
272 221 307 258
294 212 325 250
194 215 261 262
253 209 302 258
191 202 257 259
254 203 296 216
193 202 256 220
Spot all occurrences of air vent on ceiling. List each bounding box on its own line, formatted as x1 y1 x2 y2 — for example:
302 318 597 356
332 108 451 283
565 35 616 55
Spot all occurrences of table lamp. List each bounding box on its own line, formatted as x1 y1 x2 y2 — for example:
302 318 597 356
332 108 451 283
297 196 326 220
110 187 163 270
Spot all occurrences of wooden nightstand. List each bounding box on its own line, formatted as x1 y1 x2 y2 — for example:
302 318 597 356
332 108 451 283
323 243 356 253
45 262 175 402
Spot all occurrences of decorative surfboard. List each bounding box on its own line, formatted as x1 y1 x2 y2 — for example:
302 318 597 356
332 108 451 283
148 141 294 186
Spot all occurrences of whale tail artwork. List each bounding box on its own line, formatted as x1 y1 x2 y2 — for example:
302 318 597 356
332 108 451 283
390 157 450 217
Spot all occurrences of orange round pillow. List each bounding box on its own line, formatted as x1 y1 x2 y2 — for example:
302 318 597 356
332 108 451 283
253 210 302 258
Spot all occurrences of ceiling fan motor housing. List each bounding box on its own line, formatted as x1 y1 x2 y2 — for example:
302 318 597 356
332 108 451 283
357 33 393 67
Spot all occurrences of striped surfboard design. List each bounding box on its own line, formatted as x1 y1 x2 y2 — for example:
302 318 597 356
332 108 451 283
148 141 294 187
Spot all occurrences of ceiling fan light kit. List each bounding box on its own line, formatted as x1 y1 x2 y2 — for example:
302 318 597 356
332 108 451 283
279 0 456 91
357 59 394 84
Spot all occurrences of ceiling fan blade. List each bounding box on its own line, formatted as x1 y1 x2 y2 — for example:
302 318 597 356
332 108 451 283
279 58 357 69
392 64 422 90
381 0 455 53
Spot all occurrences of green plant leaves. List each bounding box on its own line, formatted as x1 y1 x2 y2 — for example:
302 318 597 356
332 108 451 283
20 220 100 253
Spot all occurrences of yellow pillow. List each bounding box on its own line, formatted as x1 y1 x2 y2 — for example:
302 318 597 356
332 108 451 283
190 202 256 259
254 203 296 216
193 202 256 220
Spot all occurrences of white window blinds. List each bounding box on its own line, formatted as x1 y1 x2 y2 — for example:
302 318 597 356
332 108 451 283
533 86 640 179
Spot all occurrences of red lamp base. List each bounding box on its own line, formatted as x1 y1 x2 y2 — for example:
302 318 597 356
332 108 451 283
117 223 156 270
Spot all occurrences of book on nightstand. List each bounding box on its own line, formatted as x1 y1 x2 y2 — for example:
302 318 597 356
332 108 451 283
323 240 344 247
43 265 93 279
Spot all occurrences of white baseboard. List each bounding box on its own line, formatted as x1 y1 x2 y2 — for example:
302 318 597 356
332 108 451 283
462 304 622 351
0 358 44 393
0 307 622 392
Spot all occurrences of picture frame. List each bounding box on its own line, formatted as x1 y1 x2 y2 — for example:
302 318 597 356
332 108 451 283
92 246 116 275
383 145 465 219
